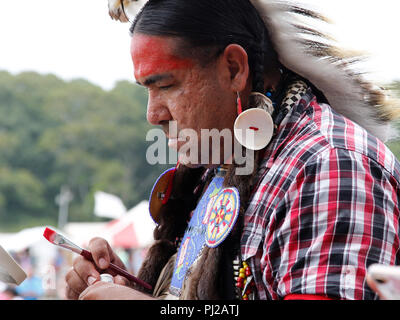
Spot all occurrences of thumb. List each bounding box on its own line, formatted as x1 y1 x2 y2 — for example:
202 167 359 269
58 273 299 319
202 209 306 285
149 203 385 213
88 237 114 270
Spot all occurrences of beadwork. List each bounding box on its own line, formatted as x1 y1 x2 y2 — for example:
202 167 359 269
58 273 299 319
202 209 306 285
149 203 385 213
234 260 255 300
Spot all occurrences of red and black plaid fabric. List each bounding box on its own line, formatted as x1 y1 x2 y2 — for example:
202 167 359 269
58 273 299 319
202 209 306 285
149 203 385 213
241 90 400 300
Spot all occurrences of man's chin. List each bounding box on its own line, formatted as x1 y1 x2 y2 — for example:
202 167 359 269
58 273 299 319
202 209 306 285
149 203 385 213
177 157 206 168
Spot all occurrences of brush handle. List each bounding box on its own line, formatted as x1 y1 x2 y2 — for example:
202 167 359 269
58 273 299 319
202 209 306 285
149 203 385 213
81 249 152 291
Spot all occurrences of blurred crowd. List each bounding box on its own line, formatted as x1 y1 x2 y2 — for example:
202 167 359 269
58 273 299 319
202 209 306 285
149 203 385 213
0 246 146 300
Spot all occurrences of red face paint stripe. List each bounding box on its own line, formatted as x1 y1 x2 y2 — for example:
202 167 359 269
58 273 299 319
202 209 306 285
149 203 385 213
131 34 194 80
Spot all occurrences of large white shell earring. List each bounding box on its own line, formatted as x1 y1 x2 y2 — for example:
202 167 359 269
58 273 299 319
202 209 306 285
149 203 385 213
233 92 274 150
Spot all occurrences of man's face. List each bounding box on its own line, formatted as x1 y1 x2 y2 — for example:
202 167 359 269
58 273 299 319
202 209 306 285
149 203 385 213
131 33 237 166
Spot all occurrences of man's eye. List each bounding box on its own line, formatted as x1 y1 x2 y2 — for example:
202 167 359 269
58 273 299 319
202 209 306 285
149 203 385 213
159 85 173 90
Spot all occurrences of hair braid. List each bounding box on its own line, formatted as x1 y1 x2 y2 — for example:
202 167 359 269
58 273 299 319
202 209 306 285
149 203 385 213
251 47 265 94
251 24 266 94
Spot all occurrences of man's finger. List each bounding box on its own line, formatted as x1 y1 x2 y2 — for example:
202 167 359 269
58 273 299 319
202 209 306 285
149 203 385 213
64 266 90 300
88 237 113 270
65 284 80 300
72 255 100 285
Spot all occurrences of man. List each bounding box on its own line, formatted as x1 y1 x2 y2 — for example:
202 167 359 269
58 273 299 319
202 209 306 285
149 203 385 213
66 0 400 300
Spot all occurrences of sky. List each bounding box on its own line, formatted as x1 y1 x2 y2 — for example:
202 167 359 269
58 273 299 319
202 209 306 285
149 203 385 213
0 0 399 90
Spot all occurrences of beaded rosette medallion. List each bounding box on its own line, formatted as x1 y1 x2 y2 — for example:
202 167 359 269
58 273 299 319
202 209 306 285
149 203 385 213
169 175 240 297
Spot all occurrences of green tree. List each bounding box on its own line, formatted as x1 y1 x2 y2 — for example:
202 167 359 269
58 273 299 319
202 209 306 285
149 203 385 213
0 71 169 231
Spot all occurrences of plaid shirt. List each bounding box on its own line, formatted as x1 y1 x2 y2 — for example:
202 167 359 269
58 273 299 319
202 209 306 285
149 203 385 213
241 90 400 300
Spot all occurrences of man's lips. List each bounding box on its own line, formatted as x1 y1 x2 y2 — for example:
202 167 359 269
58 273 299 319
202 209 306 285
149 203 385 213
163 122 192 151
165 132 190 151
168 137 179 150
164 129 179 150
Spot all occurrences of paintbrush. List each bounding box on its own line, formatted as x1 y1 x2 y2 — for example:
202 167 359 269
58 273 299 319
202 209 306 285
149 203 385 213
43 227 152 291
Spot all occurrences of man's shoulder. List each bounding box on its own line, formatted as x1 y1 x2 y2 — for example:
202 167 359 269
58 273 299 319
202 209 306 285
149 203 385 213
283 98 400 180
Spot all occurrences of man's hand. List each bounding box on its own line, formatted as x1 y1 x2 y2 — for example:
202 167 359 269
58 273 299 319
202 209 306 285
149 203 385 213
79 281 155 300
65 237 129 300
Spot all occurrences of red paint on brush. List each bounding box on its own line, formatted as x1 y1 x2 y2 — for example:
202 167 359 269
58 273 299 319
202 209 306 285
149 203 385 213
42 226 153 291
131 34 193 80
43 227 56 243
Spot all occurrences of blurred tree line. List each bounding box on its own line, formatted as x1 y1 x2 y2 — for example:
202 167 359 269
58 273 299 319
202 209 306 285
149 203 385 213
0 71 399 232
0 70 170 231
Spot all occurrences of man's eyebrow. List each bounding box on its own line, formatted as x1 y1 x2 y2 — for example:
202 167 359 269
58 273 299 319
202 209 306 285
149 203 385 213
136 74 173 86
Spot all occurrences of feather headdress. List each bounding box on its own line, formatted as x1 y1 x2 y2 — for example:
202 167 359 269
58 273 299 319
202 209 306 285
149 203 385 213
108 0 400 142
108 0 146 22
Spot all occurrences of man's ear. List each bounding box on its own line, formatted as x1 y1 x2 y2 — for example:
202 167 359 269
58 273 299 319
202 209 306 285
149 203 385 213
220 44 250 92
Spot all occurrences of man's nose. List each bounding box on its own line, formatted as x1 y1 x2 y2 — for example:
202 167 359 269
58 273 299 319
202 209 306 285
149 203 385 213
146 94 172 126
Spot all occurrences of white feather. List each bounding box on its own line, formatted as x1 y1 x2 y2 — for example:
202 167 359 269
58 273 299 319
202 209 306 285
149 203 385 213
108 0 147 22
250 0 391 142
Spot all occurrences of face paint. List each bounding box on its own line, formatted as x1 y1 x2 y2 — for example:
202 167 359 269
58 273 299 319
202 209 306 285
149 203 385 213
131 34 194 80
